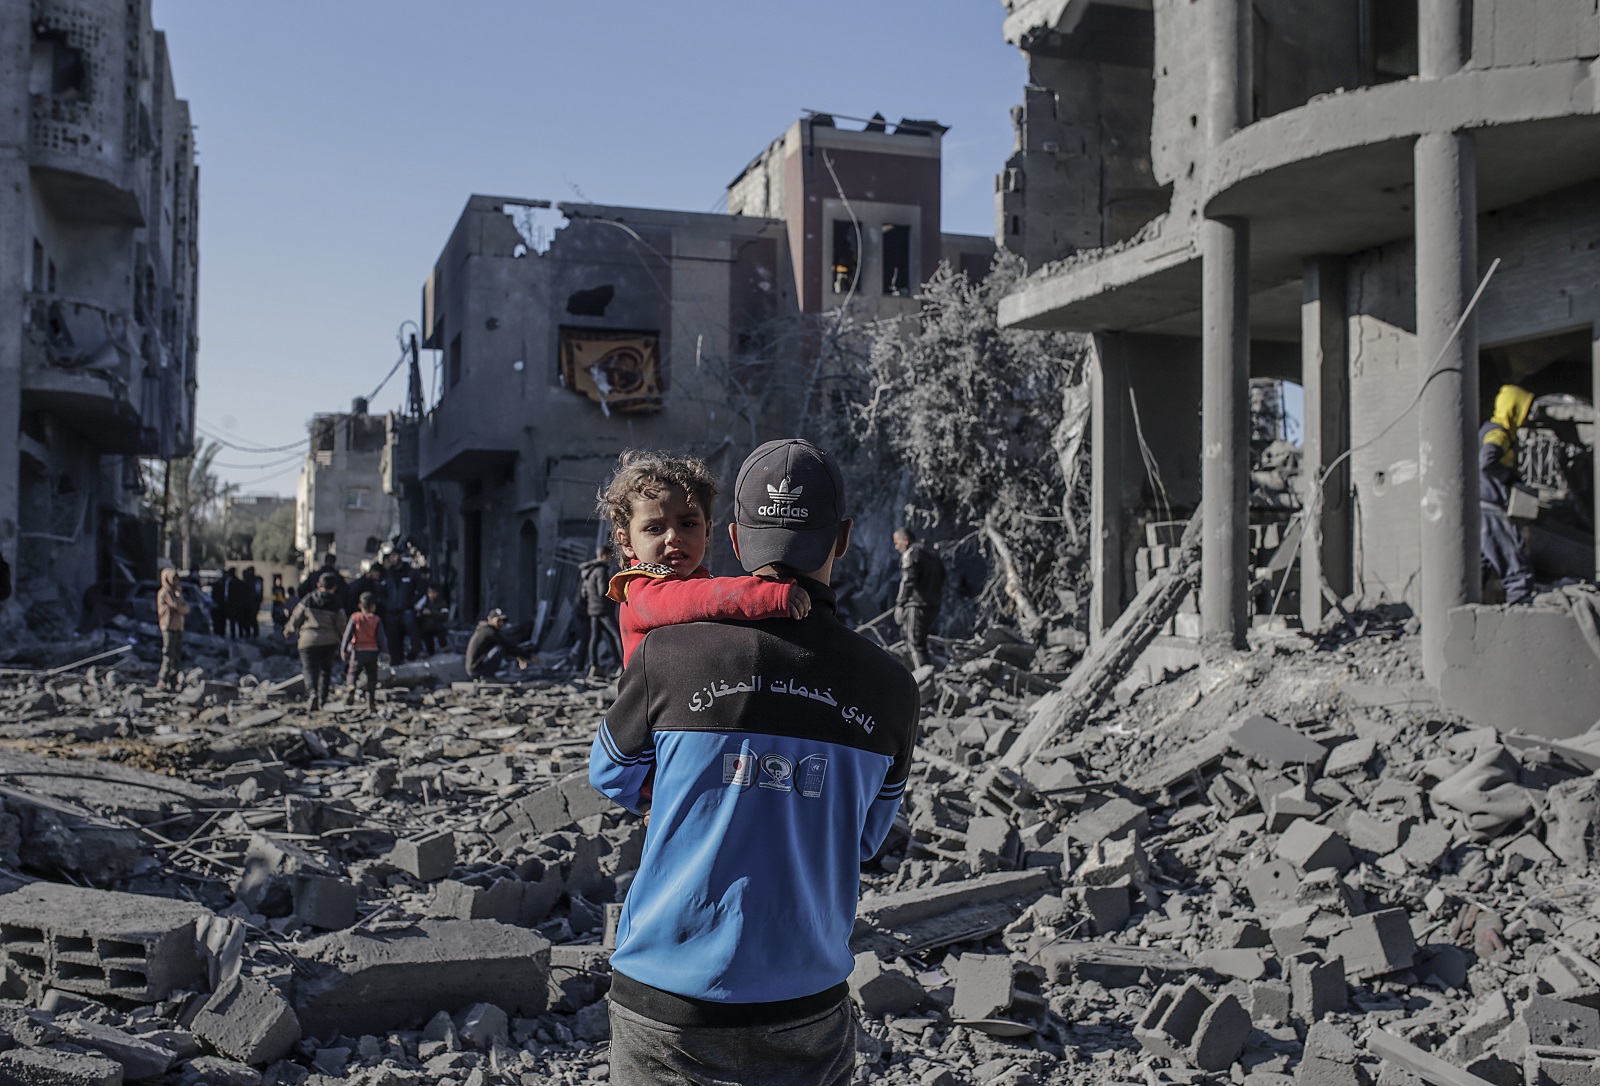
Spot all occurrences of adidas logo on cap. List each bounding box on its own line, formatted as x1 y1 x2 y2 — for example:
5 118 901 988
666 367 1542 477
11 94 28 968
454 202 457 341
759 477 809 518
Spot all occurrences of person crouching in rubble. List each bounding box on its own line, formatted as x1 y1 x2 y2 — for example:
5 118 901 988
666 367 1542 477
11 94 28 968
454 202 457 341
286 572 347 711
1479 384 1536 605
465 608 532 679
340 591 388 712
155 567 190 692
597 448 811 670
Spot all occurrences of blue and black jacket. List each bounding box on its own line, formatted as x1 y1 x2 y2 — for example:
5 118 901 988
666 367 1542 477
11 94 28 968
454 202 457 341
589 578 920 1026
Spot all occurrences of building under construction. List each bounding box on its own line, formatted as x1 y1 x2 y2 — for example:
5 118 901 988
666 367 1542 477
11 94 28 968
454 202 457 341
995 0 1600 720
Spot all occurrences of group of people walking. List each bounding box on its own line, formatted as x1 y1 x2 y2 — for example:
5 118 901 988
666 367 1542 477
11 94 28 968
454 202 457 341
209 566 263 638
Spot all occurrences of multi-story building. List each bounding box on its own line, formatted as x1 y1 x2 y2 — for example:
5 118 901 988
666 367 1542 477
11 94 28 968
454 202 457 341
0 1 198 630
407 114 994 643
995 0 1600 688
295 401 396 572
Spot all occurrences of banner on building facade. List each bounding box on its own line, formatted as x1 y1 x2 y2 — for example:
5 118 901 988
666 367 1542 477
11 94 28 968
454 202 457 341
558 329 663 414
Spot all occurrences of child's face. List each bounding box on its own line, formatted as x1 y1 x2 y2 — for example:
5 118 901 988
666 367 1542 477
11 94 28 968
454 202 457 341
617 485 709 575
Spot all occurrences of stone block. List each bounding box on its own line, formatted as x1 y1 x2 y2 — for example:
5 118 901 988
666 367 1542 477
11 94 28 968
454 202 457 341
965 816 1018 873
1398 821 1452 869
294 920 550 1038
1251 979 1293 1026
1269 905 1319 958
559 773 611 824
63 1020 175 1080
234 836 332 917
1075 832 1150 886
1289 952 1347 1021
1345 811 1412 856
390 831 455 882
1526 1046 1600 1086
1297 1022 1371 1086
848 953 925 1017
453 1002 509 1049
951 954 1013 1021
1247 859 1302 911
191 974 301 1066
1546 778 1600 868
1081 884 1131 934
1267 785 1323 834
1442 606 1600 740
1276 820 1354 874
516 787 571 836
0 882 209 1002
1512 995 1600 1054
1198 949 1267 982
1328 909 1417 980
1324 737 1377 777
0 1047 124 1086
1230 716 1329 772
291 876 357 930
181 1057 260 1086
1193 994 1253 1072
1064 797 1150 845
1136 979 1251 1071
430 878 523 926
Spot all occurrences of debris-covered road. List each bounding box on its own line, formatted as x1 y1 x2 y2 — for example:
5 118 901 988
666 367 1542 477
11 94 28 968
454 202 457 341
0 611 1597 1086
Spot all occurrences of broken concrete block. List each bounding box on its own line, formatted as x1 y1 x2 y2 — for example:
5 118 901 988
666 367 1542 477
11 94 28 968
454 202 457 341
0 1047 124 1086
454 1002 509 1049
1247 858 1302 911
848 953 926 1017
1325 736 1377 777
0 882 209 1001
1064 796 1150 845
1267 784 1323 834
431 878 523 925
64 1020 176 1080
234 836 332 916
1398 821 1452 869
294 920 550 1038
291 875 357 930
1507 995 1600 1056
1297 1021 1372 1086
1251 979 1293 1026
1327 909 1418 980
1197 948 1267 982
1526 1045 1600 1086
1136 979 1252 1071
181 1056 260 1086
951 954 1013 1021
964 815 1018 874
852 869 1051 957
391 830 456 882
1231 716 1329 773
1546 778 1600 868
1345 810 1412 856
1269 906 1319 958
1080 883 1131 934
1289 952 1347 1021
1276 819 1354 874
1450 992 1514 1063
191 974 301 1066
1074 832 1150 886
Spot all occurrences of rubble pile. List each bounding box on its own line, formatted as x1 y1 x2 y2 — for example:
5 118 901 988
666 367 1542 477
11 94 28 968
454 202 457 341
0 616 1595 1086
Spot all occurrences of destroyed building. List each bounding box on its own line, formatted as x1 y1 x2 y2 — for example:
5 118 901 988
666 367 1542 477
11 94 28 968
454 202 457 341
993 0 1600 704
294 401 396 571
0 0 199 633
399 114 994 643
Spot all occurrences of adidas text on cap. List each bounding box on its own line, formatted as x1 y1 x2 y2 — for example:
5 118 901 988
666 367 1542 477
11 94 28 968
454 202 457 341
733 439 846 574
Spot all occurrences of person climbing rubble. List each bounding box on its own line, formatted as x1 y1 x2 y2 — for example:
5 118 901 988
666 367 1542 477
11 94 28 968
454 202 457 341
1479 384 1536 605
893 525 945 670
155 566 190 692
589 438 920 1086
286 571 348 711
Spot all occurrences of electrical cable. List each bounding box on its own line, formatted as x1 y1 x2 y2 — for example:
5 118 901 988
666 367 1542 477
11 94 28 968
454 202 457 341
195 425 307 455
1268 257 1502 618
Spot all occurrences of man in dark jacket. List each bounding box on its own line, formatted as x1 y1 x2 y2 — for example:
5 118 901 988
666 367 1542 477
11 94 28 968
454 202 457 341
466 608 531 679
286 572 348 711
893 526 945 670
577 544 622 680
380 550 419 663
298 553 345 603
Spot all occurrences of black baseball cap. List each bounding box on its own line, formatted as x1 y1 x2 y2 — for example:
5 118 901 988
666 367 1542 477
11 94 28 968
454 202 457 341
733 439 845 573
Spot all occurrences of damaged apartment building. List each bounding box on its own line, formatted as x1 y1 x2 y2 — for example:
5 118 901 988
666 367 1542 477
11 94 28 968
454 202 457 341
394 114 993 643
995 0 1600 722
0 1 198 633
295 401 397 569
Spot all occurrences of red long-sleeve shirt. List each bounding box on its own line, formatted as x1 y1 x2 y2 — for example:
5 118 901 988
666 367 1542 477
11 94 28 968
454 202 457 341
606 563 799 666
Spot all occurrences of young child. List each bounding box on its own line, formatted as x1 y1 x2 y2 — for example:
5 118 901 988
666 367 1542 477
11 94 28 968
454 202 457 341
598 449 810 667
339 591 389 711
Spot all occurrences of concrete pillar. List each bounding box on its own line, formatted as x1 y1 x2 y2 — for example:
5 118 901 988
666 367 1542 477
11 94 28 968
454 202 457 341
1593 322 1600 580
1201 218 1251 646
1089 334 1126 641
1415 0 1478 685
1300 257 1352 629
0 15 28 627
1199 0 1252 647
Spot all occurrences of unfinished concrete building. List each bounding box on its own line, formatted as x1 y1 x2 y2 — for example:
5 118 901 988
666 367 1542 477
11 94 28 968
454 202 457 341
0 1 199 632
995 0 1600 700
295 401 396 571
406 114 994 644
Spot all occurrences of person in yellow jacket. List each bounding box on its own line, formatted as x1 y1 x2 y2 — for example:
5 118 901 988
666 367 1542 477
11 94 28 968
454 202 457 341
155 567 191 691
1478 384 1535 604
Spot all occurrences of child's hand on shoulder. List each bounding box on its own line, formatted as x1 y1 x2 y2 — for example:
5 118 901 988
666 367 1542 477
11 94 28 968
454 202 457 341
786 583 811 620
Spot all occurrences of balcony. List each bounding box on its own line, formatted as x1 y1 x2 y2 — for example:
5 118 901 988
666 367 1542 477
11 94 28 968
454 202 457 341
30 98 147 227
20 294 180 456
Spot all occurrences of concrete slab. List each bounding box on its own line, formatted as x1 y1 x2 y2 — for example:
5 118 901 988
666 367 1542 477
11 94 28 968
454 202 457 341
1442 605 1600 740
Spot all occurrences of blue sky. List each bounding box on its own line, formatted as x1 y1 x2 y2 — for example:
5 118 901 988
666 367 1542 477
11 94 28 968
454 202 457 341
152 1 1026 495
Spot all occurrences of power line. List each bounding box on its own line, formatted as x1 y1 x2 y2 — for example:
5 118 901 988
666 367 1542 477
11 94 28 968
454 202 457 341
195 425 307 454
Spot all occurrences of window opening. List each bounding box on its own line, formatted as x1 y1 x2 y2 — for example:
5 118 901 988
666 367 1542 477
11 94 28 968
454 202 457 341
448 334 462 389
882 224 911 297
831 220 860 295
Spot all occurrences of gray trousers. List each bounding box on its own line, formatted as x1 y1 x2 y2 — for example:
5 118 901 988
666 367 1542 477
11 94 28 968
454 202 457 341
158 630 184 688
608 997 854 1086
1481 504 1534 604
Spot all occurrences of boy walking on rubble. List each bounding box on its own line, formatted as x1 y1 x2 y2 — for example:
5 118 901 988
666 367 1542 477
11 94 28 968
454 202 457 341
340 591 388 712
286 572 347 711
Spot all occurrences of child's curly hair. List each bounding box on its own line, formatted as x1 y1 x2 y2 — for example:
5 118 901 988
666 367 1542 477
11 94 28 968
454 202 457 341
597 450 718 539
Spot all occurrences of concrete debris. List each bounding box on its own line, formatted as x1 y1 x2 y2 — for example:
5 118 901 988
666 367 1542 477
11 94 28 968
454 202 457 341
0 616 1594 1084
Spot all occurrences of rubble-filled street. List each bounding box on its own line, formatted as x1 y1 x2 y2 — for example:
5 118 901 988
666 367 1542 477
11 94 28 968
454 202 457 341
0 603 1596 1086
